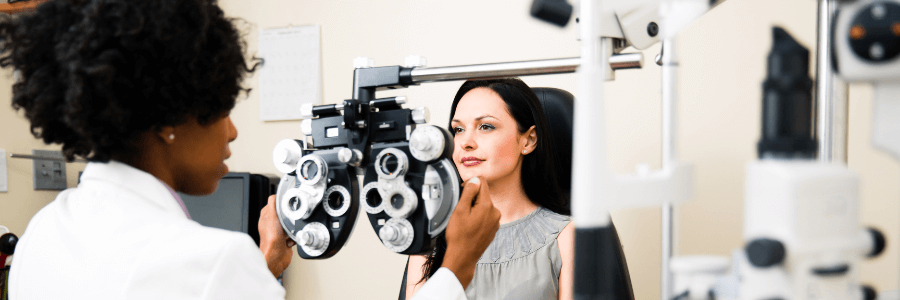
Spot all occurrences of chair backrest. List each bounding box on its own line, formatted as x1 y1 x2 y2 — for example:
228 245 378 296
532 87 635 299
532 87 574 197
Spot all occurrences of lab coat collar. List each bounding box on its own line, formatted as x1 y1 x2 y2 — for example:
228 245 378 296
79 160 189 220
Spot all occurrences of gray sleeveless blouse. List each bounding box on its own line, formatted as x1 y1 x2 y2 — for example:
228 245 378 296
464 207 571 300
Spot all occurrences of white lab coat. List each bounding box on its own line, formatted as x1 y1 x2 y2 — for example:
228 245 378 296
9 160 466 300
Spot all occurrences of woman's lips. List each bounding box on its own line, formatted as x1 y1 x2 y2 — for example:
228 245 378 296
461 157 484 167
462 161 482 167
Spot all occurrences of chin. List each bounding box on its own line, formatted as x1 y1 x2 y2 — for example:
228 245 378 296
183 172 223 196
459 172 487 183
459 174 472 182
204 173 223 194
184 182 219 196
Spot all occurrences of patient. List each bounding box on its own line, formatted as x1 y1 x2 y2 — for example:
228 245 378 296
405 78 574 299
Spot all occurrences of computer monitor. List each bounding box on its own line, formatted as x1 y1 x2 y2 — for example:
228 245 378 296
178 172 279 246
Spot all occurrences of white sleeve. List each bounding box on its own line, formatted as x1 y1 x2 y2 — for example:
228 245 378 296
200 235 286 300
410 267 468 300
123 231 285 300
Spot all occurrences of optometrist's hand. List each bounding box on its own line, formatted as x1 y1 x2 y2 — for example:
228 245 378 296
442 177 501 289
259 194 295 277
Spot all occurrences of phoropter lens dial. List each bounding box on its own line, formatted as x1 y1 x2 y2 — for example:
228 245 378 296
296 155 328 185
409 125 451 163
361 182 385 214
374 148 409 179
323 185 352 217
298 222 331 257
379 218 415 253
382 186 418 219
281 188 318 220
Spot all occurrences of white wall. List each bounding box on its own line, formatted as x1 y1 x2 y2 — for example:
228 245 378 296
1 0 896 299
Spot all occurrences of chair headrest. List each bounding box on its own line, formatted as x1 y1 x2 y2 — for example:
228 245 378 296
532 87 574 195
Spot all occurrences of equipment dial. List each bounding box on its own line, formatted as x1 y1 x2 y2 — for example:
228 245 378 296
380 218 415 253
849 2 900 62
298 222 330 257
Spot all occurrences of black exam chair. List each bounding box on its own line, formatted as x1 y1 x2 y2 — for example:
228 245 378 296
399 87 635 299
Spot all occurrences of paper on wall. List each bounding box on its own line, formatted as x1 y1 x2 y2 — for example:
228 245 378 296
0 149 7 192
258 24 322 121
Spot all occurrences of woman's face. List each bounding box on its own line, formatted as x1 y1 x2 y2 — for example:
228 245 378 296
171 114 238 195
451 88 533 184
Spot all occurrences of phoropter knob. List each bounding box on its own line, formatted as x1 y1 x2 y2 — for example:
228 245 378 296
409 125 451 163
354 57 374 69
745 238 786 268
337 148 363 167
273 139 304 174
404 55 428 68
0 233 17 255
411 107 429 124
379 218 415 253
297 222 330 257
861 285 877 300
530 0 572 27
866 227 886 258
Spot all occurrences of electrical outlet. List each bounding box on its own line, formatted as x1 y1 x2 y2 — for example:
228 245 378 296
33 150 66 190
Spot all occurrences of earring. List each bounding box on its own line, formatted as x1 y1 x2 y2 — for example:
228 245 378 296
169 134 175 140
523 150 527 154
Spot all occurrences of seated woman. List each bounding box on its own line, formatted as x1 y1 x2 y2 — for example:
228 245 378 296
406 78 574 299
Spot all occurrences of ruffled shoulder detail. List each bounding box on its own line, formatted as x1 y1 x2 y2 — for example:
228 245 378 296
479 207 571 264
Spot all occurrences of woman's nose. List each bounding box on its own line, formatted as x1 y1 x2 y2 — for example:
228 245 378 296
457 132 476 150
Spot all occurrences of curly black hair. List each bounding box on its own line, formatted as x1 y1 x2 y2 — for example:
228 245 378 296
0 0 258 162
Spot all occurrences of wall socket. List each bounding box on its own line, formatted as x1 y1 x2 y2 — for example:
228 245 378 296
33 150 66 190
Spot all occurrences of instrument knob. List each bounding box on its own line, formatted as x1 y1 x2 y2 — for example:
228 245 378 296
745 238 786 268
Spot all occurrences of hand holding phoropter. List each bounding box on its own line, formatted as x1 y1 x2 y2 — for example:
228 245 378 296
442 177 501 289
259 195 295 277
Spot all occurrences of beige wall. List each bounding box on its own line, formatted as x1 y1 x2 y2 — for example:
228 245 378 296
1 0 897 299
0 66 87 238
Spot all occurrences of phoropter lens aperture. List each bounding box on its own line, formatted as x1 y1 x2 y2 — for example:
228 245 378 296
301 160 318 180
289 196 301 211
380 153 400 175
390 194 405 210
328 191 344 211
366 188 383 208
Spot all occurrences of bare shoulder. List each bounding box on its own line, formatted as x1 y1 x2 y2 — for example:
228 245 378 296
556 221 575 252
556 221 575 298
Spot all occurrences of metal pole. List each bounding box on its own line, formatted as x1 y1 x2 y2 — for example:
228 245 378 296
571 0 619 298
815 0 848 164
408 53 642 84
660 37 678 300
9 153 87 163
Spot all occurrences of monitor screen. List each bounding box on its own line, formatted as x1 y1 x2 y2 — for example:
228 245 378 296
175 173 277 246
179 175 250 234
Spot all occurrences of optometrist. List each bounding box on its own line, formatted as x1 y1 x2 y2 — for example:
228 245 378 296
3 0 499 299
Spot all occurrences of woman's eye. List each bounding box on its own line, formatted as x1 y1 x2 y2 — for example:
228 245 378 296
478 124 495 131
453 126 464 134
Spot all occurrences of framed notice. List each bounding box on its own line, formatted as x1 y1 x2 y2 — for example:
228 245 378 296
258 24 322 121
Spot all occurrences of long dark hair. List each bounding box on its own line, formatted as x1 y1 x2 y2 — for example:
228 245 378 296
418 78 570 283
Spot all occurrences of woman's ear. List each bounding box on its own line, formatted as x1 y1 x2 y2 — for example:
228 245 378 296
522 125 537 154
155 126 177 145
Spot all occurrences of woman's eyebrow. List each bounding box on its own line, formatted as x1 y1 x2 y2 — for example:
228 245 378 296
451 114 497 124
475 114 497 121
